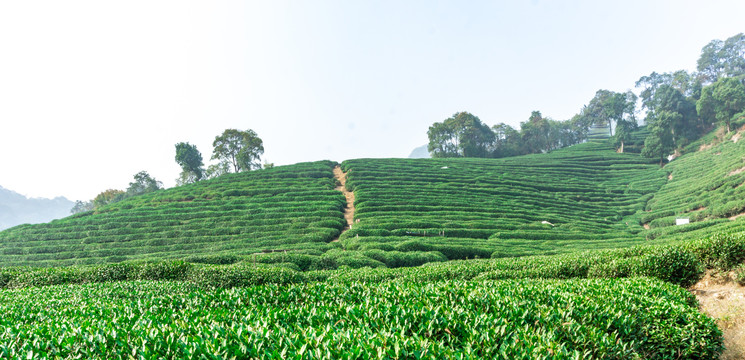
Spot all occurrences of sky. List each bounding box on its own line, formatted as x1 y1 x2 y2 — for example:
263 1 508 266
1 0 744 201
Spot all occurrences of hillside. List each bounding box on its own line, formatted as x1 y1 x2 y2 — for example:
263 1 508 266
0 186 73 231
638 127 745 242
0 141 671 268
341 141 665 258
0 161 346 267
3 134 745 358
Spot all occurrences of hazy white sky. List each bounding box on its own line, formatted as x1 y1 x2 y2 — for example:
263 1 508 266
1 0 744 201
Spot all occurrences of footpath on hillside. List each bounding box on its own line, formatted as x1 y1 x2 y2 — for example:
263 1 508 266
332 166 355 242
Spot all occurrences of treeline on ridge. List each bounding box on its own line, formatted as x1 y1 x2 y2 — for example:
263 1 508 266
428 33 745 165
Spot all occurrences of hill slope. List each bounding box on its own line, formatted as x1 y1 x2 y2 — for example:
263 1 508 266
341 141 665 258
5 130 745 269
0 161 345 267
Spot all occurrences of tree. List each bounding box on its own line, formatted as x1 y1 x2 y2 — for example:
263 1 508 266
613 118 637 153
653 85 697 143
636 70 697 112
175 142 204 184
697 33 745 83
427 112 495 158
126 171 162 197
93 189 125 209
520 111 551 153
697 77 745 133
491 123 522 158
70 200 94 214
204 162 231 179
642 111 677 167
582 90 636 139
212 129 264 172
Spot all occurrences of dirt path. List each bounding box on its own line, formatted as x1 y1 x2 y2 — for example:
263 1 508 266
691 272 745 359
332 166 355 242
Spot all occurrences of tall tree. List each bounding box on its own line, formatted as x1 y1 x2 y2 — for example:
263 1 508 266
697 77 745 133
175 142 205 184
642 111 677 167
212 129 265 172
126 171 162 197
70 200 94 214
427 112 495 158
697 33 745 83
644 84 698 146
520 111 551 153
636 70 697 112
93 189 125 209
582 90 636 143
491 123 522 158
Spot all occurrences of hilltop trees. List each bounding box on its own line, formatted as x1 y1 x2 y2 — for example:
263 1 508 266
212 129 265 172
126 171 163 197
697 33 745 83
427 112 494 158
580 90 637 138
93 189 125 209
427 111 588 159
175 142 205 185
697 77 745 133
642 111 677 167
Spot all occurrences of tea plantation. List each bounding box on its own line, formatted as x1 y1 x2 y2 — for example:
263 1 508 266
0 161 346 267
5 132 745 357
341 141 666 259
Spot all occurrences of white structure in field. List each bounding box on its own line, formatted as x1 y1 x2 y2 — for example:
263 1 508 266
676 218 690 225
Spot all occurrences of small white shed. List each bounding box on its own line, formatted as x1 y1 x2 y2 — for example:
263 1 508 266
675 218 690 226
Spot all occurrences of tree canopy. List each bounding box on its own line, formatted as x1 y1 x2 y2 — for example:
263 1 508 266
126 171 163 197
697 77 745 133
175 142 205 185
212 129 265 172
697 33 745 83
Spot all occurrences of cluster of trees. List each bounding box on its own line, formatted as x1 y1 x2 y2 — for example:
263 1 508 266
71 128 265 214
175 128 265 185
428 89 636 159
71 171 163 214
638 33 745 165
428 33 745 166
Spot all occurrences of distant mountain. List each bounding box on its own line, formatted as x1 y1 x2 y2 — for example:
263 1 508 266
408 145 430 158
0 186 74 230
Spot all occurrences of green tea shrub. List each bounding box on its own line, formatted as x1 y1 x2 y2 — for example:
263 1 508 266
85 262 137 282
189 264 306 288
639 247 703 287
684 232 745 270
137 260 192 281
9 267 85 288
184 254 242 265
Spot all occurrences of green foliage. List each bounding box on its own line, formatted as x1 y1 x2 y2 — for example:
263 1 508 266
427 112 495 158
642 110 677 166
212 128 265 172
638 247 703 287
0 277 722 359
342 141 664 260
126 171 163 197
683 232 745 270
697 33 745 83
0 161 345 267
175 142 205 184
92 189 125 209
697 77 745 133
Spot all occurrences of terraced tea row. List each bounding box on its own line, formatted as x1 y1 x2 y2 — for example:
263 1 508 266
641 130 745 242
340 142 666 259
0 277 721 359
0 161 346 266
